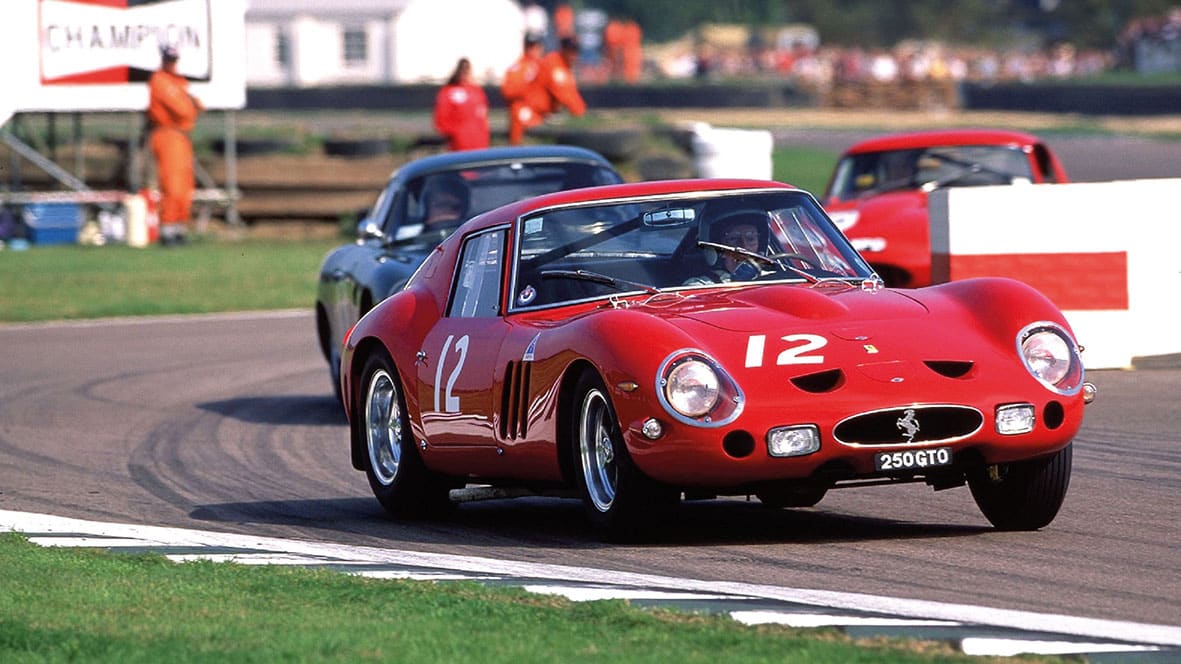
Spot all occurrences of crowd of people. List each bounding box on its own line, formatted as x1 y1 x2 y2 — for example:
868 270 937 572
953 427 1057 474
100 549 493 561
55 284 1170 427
431 1 1181 150
668 39 1119 88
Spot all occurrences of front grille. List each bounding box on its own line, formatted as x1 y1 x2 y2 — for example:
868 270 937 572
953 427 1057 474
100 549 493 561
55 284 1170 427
834 405 983 445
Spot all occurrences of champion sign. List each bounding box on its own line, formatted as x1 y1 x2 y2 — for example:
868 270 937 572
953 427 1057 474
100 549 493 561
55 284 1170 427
39 0 211 84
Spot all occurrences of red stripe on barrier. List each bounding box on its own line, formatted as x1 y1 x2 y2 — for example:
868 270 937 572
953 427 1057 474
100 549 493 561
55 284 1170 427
42 67 133 85
949 252 1128 311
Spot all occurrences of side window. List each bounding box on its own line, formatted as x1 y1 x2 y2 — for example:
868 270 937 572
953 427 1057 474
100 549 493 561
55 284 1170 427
1033 144 1059 183
379 189 406 236
448 229 506 318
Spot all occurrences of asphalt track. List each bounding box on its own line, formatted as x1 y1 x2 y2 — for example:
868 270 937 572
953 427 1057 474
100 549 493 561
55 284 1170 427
0 309 1177 634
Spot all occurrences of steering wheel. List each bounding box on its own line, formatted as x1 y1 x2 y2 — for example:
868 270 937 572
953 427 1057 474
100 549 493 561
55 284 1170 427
749 253 821 282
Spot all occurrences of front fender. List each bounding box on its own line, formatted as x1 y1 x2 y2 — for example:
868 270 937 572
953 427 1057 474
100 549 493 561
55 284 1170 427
917 277 1076 347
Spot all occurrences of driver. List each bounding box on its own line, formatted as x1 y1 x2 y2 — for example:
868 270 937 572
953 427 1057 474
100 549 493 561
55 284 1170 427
421 172 472 228
684 209 770 285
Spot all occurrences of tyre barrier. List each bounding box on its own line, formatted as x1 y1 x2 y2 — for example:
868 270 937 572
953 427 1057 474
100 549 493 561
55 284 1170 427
551 128 646 162
210 137 298 156
322 138 390 158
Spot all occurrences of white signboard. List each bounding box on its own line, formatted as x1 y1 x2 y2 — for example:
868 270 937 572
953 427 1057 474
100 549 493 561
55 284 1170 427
39 0 213 83
2 0 245 126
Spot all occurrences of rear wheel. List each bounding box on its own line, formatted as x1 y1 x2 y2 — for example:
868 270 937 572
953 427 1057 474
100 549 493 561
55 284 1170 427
572 371 677 540
969 443 1072 530
358 352 452 518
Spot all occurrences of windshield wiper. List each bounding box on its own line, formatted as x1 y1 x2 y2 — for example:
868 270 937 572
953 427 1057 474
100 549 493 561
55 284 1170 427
540 269 662 294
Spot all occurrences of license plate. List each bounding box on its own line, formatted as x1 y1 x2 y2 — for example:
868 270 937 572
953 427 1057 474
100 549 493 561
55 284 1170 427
874 447 952 471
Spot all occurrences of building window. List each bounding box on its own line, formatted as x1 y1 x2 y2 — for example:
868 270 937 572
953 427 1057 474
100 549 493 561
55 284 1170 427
275 29 290 67
343 28 368 64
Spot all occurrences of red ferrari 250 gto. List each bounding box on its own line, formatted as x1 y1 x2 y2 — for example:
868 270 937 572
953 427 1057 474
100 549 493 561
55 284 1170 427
340 178 1094 539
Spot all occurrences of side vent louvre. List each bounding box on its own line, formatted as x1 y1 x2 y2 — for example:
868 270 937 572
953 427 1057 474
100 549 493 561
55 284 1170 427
499 361 532 440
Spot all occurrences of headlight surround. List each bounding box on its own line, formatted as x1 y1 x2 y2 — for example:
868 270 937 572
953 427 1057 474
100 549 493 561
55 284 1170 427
656 350 743 427
1017 322 1084 395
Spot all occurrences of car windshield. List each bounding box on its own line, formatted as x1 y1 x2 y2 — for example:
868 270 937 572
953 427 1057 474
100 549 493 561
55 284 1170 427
826 145 1034 201
510 190 875 311
386 161 621 240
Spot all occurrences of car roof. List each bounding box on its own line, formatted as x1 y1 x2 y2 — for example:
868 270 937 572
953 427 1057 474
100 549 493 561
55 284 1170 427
842 129 1045 155
458 178 800 233
392 145 617 180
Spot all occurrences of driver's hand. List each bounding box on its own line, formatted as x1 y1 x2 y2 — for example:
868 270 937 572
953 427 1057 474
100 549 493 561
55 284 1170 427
731 260 760 281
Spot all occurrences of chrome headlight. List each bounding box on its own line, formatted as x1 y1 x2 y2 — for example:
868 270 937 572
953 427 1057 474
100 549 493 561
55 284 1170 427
1017 322 1083 395
656 350 744 427
665 359 719 417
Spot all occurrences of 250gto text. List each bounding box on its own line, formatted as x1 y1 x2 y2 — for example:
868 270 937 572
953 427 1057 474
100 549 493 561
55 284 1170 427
875 447 952 471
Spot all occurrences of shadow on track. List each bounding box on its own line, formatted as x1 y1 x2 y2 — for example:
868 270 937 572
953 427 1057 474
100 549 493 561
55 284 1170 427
191 494 989 549
197 394 346 426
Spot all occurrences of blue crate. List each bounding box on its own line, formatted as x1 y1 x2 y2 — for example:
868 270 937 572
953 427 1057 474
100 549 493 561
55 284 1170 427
22 203 83 245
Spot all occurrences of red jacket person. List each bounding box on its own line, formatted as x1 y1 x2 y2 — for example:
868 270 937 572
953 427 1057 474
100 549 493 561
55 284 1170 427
434 58 490 151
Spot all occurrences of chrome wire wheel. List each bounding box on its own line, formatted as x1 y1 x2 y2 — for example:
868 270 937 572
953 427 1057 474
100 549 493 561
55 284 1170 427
365 367 403 487
578 386 618 513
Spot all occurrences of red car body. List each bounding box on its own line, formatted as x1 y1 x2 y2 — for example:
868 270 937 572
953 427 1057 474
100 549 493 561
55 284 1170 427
340 178 1092 539
823 129 1069 287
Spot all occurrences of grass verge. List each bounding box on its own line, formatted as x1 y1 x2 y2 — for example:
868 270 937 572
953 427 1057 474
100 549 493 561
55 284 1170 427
1 532 1053 664
0 236 339 322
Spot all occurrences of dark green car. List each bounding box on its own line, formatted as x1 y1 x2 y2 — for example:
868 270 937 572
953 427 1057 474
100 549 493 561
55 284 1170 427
316 145 623 403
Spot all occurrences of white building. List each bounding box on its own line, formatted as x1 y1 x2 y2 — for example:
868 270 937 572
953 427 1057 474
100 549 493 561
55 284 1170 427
245 0 526 87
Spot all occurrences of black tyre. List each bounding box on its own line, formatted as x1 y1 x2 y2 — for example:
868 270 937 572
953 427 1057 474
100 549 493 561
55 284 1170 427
571 371 677 540
357 351 452 518
969 443 1072 531
315 306 344 407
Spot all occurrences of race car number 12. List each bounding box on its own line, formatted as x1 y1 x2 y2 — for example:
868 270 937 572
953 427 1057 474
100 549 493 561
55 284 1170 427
745 334 827 368
434 334 469 412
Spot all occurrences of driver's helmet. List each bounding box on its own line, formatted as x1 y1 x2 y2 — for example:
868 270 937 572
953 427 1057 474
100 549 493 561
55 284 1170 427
421 172 471 221
704 208 770 266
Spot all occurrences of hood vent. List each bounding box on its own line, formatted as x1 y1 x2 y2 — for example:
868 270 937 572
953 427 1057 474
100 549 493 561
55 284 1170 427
924 360 975 379
790 369 845 393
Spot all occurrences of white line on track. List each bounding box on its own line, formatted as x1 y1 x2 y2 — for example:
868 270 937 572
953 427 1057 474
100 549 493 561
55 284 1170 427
4 509 1180 652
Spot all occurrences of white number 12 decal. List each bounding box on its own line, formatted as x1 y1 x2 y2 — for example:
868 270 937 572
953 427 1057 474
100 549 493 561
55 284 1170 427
433 334 470 412
745 333 827 368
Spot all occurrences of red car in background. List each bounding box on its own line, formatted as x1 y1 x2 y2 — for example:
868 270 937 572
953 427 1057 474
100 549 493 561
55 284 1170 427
822 129 1069 287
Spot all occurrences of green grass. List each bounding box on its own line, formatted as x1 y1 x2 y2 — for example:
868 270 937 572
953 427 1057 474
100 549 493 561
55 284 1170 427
773 146 838 195
0 145 837 325
0 236 339 322
1 532 1050 664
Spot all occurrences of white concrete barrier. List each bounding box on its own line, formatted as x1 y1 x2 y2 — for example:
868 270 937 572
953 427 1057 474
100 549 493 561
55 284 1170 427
929 179 1181 370
691 122 774 180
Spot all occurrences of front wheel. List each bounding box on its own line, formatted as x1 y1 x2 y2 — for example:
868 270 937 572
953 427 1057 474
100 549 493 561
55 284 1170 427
572 371 677 540
358 352 452 518
969 443 1072 530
